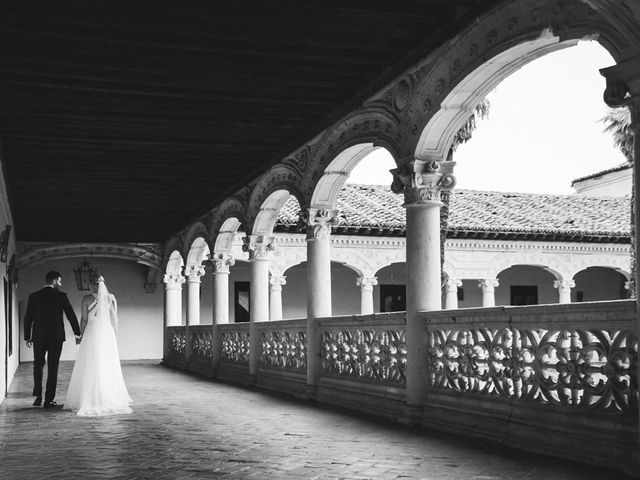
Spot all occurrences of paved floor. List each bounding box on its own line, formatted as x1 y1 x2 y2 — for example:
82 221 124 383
0 361 633 480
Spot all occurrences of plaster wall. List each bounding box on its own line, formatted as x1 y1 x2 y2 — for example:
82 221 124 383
19 258 164 362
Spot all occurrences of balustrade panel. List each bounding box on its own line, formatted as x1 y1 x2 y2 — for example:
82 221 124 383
423 301 638 415
318 312 407 385
219 324 251 365
257 319 307 373
189 325 214 362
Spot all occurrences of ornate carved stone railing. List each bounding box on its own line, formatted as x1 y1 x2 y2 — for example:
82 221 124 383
422 300 638 416
167 326 187 359
318 312 407 385
189 325 214 362
219 323 251 365
257 319 307 373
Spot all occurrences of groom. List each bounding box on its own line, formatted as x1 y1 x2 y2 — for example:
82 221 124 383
24 271 81 408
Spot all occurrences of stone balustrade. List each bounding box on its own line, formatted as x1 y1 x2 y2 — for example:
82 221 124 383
163 301 638 473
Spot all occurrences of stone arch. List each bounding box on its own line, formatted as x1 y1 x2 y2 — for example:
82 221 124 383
182 222 211 255
302 109 405 205
253 188 303 236
495 261 565 282
385 0 640 163
161 237 184 272
207 195 250 250
248 165 306 224
213 217 243 254
566 256 631 280
165 250 184 275
185 236 211 271
492 253 570 281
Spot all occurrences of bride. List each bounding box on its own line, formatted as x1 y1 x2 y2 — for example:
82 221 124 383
64 275 132 416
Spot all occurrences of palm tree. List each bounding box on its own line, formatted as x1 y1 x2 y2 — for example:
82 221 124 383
601 107 634 297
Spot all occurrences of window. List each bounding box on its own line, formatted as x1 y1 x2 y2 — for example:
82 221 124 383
380 284 406 312
510 285 538 306
234 281 250 323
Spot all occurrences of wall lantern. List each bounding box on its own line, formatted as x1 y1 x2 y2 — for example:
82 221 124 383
73 259 96 291
0 225 11 263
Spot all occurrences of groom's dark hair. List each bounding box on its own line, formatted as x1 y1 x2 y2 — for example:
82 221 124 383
45 271 62 284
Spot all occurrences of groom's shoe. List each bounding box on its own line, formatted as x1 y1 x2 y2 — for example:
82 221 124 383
32 396 42 407
43 401 61 409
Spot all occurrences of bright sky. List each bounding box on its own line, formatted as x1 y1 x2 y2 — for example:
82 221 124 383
348 41 628 194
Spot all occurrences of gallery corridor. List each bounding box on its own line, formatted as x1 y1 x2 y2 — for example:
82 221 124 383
0 362 632 480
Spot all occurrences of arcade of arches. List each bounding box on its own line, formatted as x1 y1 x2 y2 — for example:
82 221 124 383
2 0 640 476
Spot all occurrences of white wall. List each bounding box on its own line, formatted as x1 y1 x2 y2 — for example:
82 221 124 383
19 258 164 361
573 167 632 197
0 150 19 401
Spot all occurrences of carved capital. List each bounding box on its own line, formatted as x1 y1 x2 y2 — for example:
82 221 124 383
185 264 206 282
601 56 640 123
210 253 235 274
553 279 575 291
356 276 378 290
478 279 499 292
445 278 462 292
299 208 341 240
391 159 456 205
242 235 276 260
269 275 287 291
163 272 186 289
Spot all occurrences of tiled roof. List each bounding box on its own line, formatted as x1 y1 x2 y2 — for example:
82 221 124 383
276 184 631 242
571 162 631 185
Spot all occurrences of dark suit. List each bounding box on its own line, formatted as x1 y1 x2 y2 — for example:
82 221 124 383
24 286 80 403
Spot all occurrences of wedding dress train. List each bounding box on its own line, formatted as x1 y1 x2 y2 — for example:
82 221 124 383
64 278 132 416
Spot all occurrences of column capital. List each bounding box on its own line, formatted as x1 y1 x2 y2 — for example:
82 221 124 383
478 279 499 291
163 272 186 289
185 264 206 282
553 279 575 290
356 276 378 289
445 278 462 292
299 208 341 240
242 235 276 260
269 275 287 290
210 252 235 274
390 159 456 206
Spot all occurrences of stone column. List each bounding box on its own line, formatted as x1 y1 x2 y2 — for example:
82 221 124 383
210 253 234 372
163 272 185 361
269 275 287 321
601 56 640 435
444 278 462 310
301 208 340 387
163 272 185 327
185 265 206 326
478 279 499 307
211 253 235 326
553 279 575 304
391 158 455 405
357 276 378 314
242 235 275 378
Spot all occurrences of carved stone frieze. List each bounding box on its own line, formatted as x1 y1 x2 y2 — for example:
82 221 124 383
299 208 341 241
190 329 213 360
169 328 187 356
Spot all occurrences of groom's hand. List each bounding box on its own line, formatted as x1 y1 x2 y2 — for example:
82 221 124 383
75 336 81 345
25 340 32 348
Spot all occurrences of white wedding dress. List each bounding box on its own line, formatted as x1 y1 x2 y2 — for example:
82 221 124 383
64 279 132 416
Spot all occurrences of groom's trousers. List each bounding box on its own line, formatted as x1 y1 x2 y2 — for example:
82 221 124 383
32 340 64 403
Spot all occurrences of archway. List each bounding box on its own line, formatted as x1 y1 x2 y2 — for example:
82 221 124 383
376 262 406 313
496 265 558 306
573 267 629 302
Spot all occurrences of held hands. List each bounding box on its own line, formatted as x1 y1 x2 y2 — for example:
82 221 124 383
75 336 82 345
25 341 32 349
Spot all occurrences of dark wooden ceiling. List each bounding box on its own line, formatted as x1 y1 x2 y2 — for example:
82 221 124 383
1 1 492 243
